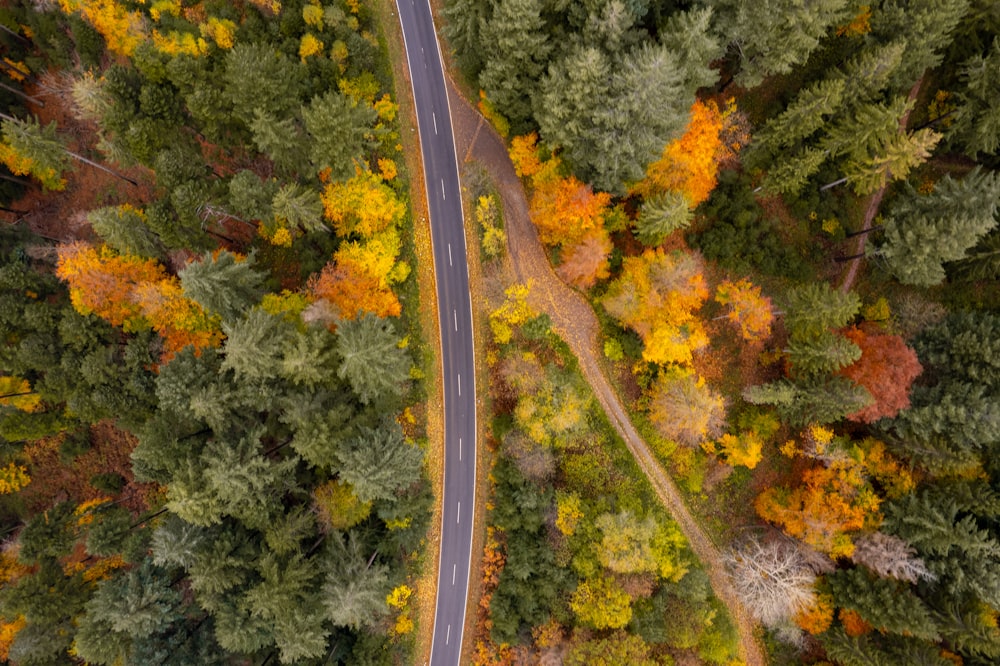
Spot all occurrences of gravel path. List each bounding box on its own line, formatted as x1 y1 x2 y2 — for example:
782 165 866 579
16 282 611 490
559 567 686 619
446 82 768 666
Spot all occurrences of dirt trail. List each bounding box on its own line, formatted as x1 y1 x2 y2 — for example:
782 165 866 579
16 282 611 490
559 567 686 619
445 83 767 666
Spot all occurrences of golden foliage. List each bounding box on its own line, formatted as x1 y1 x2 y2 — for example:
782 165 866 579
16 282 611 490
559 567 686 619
57 0 146 56
0 462 30 494
0 141 66 191
313 480 372 530
300 33 325 61
200 17 236 49
836 5 872 37
795 593 835 635
488 282 534 345
0 615 25 661
714 279 774 343
602 249 709 366
478 90 510 138
569 576 633 629
530 174 611 248
509 132 542 179
0 376 41 413
322 169 406 238
555 491 584 536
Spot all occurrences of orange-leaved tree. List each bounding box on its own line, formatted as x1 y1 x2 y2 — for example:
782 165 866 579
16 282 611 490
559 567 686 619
755 458 881 558
602 249 709 366
56 242 223 359
530 172 612 248
838 326 922 423
714 278 774 343
556 228 613 289
633 99 725 207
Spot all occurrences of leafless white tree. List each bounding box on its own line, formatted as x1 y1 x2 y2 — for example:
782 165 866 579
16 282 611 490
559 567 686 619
723 537 817 628
851 531 936 583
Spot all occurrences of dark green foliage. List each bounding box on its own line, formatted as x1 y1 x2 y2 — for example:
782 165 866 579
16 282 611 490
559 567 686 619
743 376 873 426
302 91 377 179
87 205 166 259
18 502 76 562
337 418 423 503
875 168 1000 286
689 170 814 280
827 567 940 640
223 43 305 123
914 311 1000 389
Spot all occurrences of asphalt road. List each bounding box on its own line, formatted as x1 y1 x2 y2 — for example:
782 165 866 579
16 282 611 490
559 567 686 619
394 1 476 664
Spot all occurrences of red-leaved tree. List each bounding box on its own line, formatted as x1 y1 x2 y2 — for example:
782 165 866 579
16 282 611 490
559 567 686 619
838 326 922 423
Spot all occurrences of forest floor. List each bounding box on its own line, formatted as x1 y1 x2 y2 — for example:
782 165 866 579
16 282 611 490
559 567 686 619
444 81 768 666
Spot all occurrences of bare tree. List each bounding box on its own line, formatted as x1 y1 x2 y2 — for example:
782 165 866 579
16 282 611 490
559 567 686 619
851 531 936 583
723 537 817 628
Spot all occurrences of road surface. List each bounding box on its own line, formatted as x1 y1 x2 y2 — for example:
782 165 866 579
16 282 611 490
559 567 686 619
394 1 476 664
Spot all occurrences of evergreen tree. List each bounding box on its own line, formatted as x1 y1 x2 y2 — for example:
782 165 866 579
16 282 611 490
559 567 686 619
874 164 1000 287
271 183 326 235
914 311 1000 390
950 37 1000 157
221 308 296 382
477 0 551 131
870 0 970 89
223 43 305 123
337 417 423 503
783 282 861 339
228 169 277 222
335 313 410 405
751 77 846 157
323 531 390 630
179 250 266 325
710 0 853 87
302 92 376 180
786 329 862 377
826 567 940 640
634 190 692 246
744 376 872 426
249 110 310 177
88 205 166 259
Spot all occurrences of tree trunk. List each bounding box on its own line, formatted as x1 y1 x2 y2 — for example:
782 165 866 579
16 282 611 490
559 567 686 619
836 251 866 263
0 24 30 44
130 506 169 529
820 176 848 192
845 225 883 238
64 148 139 186
0 390 36 399
0 171 32 186
0 82 44 107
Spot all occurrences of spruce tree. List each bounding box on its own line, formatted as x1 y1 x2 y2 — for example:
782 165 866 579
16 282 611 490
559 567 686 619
875 168 1000 286
179 250 266 325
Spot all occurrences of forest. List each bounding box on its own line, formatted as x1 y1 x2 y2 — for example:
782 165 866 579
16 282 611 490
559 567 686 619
0 0 431 664
445 0 1000 664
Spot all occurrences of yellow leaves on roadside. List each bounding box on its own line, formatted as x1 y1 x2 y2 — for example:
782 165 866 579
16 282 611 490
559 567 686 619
322 169 406 238
488 282 534 345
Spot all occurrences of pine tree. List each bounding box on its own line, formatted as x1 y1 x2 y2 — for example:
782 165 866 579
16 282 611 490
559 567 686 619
271 183 325 234
223 43 305 123
634 190 693 246
744 377 873 426
179 251 266 325
713 0 853 87
221 309 295 381
335 313 410 405
477 0 551 131
0 115 69 190
950 37 1000 156
301 91 376 180
88 205 165 259
784 282 861 339
875 168 1000 286
826 567 940 640
337 417 423 503
752 78 846 156
322 531 390 630
870 0 970 89
914 311 1000 390
786 329 862 377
